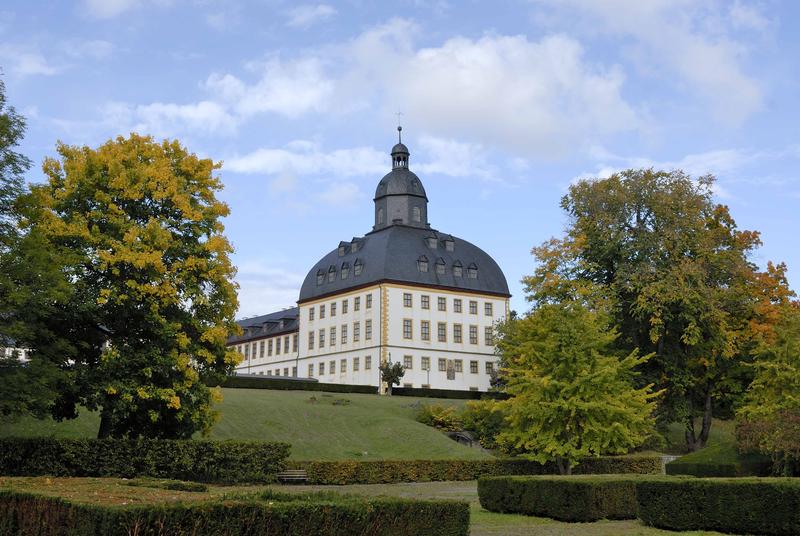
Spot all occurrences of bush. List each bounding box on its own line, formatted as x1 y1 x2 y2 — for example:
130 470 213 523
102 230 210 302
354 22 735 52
415 404 463 431
0 489 470 536
0 438 290 483
478 475 640 521
637 477 800 535
288 456 662 485
461 399 507 449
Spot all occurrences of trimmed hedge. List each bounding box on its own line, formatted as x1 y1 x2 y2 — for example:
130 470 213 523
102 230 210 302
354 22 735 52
637 477 800 535
665 457 772 477
221 375 378 393
478 475 640 522
0 489 470 536
0 438 290 483
392 387 508 400
288 456 663 485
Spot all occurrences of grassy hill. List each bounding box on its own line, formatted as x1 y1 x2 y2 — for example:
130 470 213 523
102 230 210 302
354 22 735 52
0 388 491 461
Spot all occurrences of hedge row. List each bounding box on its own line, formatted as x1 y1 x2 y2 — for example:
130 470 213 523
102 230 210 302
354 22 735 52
478 475 640 522
287 456 663 485
665 457 772 477
222 375 378 394
638 477 800 535
392 387 508 400
0 489 470 536
0 438 290 483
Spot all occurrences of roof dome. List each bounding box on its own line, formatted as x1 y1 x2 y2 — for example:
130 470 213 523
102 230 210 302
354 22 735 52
374 167 427 200
299 226 510 302
391 142 409 154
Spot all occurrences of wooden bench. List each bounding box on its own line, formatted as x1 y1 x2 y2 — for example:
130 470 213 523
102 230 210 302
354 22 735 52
276 469 309 483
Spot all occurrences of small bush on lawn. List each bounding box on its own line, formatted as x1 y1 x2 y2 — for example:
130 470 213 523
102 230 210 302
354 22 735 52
461 399 507 450
0 488 469 536
477 475 640 522
415 404 463 432
0 438 290 483
637 477 800 536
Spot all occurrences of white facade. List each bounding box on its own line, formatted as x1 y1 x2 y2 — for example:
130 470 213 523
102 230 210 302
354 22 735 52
232 331 299 377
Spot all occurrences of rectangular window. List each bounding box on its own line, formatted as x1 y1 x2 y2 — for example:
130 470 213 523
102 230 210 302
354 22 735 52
330 360 336 374
284 367 289 376
292 366 296 377
366 294 372 309
353 357 360 371
354 297 360 311
267 370 272 376
259 340 265 358
308 363 314 377
274 368 279 376
331 302 337 316
285 335 290 353
341 324 348 344
403 319 413 339
485 302 493 316
486 362 494 374
469 300 478 314
469 325 478 344
341 359 347 373
453 324 463 343
454 299 462 313
319 362 325 375
470 360 478 374
308 331 314 350
309 307 315 321
275 337 281 354
252 342 257 357
438 358 447 371
421 356 430 370
320 304 326 319
268 339 273 356
319 329 325 348
421 295 430 309
342 299 348 314
365 355 372 370
293 334 298 352
353 321 360 342
403 292 412 307
438 297 446 311
485 326 494 346
437 322 447 342
421 320 430 341
455 359 463 373
244 345 249 358
365 320 372 340
403 355 413 369
330 326 336 346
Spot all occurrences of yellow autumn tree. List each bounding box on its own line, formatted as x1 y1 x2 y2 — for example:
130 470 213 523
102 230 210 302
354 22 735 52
28 134 240 438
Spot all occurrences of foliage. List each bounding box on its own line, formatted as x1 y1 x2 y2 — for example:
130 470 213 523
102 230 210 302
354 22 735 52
0 353 61 420
289 456 663 485
495 303 660 474
636 477 800 535
414 403 463 431
393 386 507 400
460 399 507 449
220 375 378 394
0 488 470 536
665 430 772 476
0 77 30 249
380 360 405 394
736 305 800 475
0 437 289 483
522 169 794 450
478 475 641 522
17 134 240 438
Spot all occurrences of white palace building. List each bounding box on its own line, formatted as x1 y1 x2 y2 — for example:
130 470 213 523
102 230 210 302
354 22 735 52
226 129 510 392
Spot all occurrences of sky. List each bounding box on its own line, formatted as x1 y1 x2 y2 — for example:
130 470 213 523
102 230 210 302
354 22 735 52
3 0 799 317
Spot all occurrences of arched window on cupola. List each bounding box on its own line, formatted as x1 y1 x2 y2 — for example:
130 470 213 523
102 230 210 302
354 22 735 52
377 208 384 225
413 206 421 222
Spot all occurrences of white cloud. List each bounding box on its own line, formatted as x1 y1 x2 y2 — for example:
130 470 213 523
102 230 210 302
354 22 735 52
234 261 304 318
88 100 237 139
0 45 60 78
226 142 385 177
729 1 771 31
63 39 115 60
316 182 363 206
286 4 337 28
83 0 141 18
415 135 495 180
530 0 763 124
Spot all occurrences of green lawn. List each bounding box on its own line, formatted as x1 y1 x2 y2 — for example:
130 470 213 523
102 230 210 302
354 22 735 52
0 388 489 461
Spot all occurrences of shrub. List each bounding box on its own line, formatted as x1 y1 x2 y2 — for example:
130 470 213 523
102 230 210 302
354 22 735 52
0 488 469 536
288 456 662 485
415 404 463 431
637 477 800 535
461 399 507 449
478 475 641 522
0 438 290 483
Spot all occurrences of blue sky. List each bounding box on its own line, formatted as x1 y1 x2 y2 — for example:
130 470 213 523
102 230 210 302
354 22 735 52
4 0 799 317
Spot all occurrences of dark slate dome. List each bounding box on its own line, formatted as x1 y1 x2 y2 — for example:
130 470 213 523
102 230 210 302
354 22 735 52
374 167 427 200
299 226 510 302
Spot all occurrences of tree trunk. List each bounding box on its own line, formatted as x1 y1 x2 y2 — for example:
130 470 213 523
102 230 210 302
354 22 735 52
556 457 571 475
684 388 714 451
97 412 112 439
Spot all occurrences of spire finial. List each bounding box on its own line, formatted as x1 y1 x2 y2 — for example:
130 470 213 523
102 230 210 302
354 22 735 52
395 111 403 143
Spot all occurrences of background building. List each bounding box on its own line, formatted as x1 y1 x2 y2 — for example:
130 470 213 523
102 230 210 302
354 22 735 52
229 129 510 391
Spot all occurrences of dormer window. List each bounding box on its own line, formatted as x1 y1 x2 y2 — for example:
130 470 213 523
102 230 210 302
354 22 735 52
426 235 438 249
444 238 454 252
467 263 478 279
354 258 363 276
435 258 446 275
338 244 347 257
418 255 429 273
453 261 463 278
316 269 325 286
341 262 350 279
328 265 336 282
351 239 360 253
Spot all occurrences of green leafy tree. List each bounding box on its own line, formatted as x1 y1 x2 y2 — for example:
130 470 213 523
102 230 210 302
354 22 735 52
21 134 241 438
524 169 792 450
380 360 405 395
496 303 660 474
736 305 800 475
0 78 30 249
